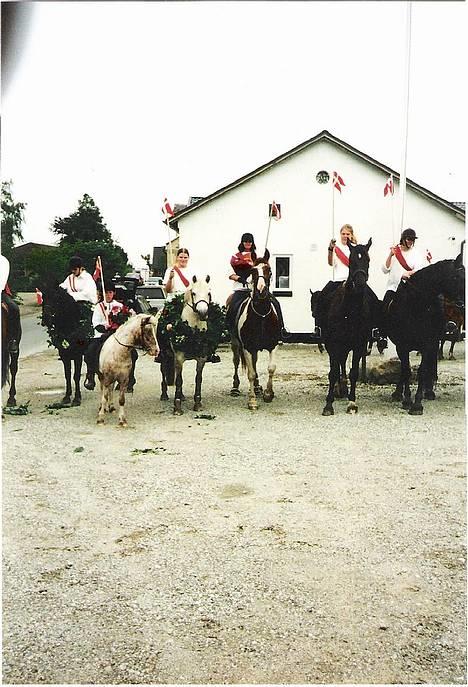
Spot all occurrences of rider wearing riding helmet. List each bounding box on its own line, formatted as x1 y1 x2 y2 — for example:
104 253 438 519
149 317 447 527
226 232 289 339
382 228 431 307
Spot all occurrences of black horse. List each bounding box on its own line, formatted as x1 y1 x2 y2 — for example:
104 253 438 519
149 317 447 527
1 301 22 407
383 255 465 414
321 239 381 416
41 284 93 406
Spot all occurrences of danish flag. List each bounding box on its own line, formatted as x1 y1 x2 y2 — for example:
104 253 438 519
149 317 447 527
161 197 174 221
384 174 394 197
271 200 281 220
93 256 102 281
333 171 346 193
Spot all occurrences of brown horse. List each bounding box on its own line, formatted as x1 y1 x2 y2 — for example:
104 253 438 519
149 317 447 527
230 253 280 410
1 300 22 407
438 297 465 360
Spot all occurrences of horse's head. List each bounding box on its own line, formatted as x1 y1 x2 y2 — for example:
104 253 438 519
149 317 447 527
347 239 372 289
251 252 272 300
186 275 211 321
139 314 161 357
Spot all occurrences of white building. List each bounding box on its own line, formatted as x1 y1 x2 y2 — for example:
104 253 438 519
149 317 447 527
169 130 465 335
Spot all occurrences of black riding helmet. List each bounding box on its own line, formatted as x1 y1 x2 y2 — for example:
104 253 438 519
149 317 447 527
400 228 417 242
238 232 257 254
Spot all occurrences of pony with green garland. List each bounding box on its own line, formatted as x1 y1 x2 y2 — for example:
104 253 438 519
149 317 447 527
157 276 226 415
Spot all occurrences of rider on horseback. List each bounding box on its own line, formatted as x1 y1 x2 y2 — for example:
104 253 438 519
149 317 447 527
226 233 289 339
0 254 21 353
84 281 132 390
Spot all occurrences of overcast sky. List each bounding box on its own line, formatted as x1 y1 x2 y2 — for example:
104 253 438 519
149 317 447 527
1 1 466 269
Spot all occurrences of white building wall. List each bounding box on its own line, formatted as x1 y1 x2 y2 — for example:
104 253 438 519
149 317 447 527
177 140 464 333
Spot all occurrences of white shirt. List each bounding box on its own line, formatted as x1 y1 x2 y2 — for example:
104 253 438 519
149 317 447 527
0 254 10 291
92 299 124 337
331 243 352 281
163 265 195 301
382 245 429 292
60 270 98 304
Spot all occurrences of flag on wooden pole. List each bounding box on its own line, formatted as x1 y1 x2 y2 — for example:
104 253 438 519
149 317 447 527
161 197 174 223
384 174 394 197
333 171 346 193
271 200 281 220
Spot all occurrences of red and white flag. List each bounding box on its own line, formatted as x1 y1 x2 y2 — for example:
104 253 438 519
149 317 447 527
161 197 174 222
384 174 394 197
271 200 281 220
93 256 102 281
333 171 346 193
426 249 432 263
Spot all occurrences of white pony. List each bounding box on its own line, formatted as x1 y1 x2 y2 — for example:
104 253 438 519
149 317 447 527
97 313 160 427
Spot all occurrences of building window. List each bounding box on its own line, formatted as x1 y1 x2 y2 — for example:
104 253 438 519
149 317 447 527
274 256 291 290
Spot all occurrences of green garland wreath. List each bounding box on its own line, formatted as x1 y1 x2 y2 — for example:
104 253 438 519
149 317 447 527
158 294 229 358
42 301 94 351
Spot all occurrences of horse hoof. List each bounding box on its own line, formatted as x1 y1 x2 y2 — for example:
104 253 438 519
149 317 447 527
402 399 411 410
173 408 183 416
230 388 240 397
346 402 358 414
424 391 436 400
61 397 71 406
322 406 334 416
6 398 16 408
97 417 104 425
263 391 274 403
119 420 128 427
248 402 258 411
160 393 169 401
254 386 263 397
194 402 202 411
109 405 115 413
409 406 423 416
71 398 81 407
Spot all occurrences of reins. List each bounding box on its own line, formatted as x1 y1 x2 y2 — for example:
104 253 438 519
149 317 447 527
113 319 157 355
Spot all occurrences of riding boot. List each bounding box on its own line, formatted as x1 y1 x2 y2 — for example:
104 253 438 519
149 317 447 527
84 372 95 390
271 296 290 340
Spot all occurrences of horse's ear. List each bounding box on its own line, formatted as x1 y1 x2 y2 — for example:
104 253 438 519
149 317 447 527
192 275 197 284
206 275 210 283
455 253 463 267
366 238 372 250
264 249 270 262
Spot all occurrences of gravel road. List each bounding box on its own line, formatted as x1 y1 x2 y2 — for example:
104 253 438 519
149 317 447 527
2 342 466 684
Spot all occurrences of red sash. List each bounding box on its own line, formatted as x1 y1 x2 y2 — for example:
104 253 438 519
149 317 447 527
393 245 412 271
173 266 189 288
334 246 349 267
68 275 78 292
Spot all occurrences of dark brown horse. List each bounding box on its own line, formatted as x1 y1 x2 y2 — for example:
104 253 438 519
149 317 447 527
230 253 280 410
320 239 381 416
384 255 465 414
41 284 93 406
438 296 465 361
1 301 22 407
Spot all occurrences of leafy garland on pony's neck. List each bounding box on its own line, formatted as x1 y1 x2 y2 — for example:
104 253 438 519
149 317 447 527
158 294 228 358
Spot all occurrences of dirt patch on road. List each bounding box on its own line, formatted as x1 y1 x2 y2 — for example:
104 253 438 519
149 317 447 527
2 343 466 684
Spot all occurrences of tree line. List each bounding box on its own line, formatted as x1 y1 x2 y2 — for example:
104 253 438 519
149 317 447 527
1 181 133 292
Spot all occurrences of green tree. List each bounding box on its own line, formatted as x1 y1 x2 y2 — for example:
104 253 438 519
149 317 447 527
1 180 26 259
51 193 113 245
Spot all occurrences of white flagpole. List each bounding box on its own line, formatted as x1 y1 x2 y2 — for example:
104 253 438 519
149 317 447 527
399 2 412 232
391 175 396 245
331 173 336 281
165 216 174 267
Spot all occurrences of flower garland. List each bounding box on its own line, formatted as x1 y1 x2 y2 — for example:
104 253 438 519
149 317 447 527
42 300 94 351
158 294 228 358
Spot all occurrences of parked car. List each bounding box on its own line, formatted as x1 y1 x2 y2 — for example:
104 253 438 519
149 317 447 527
136 284 167 311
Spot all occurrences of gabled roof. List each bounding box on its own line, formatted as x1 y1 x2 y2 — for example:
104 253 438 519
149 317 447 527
171 129 465 223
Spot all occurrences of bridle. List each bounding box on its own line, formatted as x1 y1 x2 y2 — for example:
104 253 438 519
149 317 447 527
114 318 158 354
186 289 211 319
250 266 273 317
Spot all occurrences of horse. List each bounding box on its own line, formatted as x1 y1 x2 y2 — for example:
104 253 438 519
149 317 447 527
41 284 93 406
438 296 465 361
383 255 465 414
159 276 214 415
320 239 381 416
229 252 280 410
97 313 160 427
1 301 22 407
